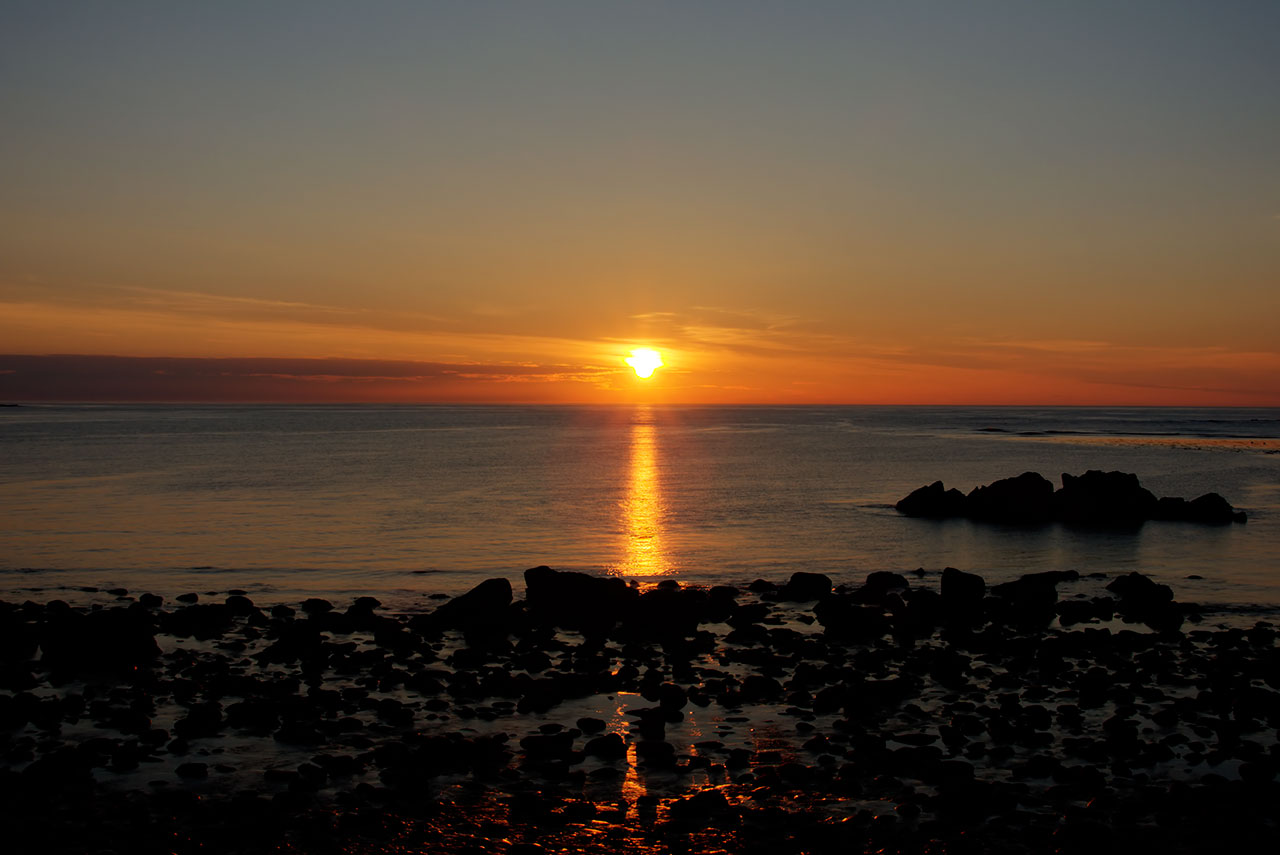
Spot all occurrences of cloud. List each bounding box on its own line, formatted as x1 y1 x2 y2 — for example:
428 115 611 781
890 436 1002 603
0 355 614 403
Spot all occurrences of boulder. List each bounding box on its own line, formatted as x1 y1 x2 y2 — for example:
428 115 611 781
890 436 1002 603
1106 572 1173 609
940 567 986 614
990 571 1077 629
1186 493 1246 524
898 470 1246 526
895 481 968 518
523 566 637 633
420 577 513 634
583 732 626 760
966 472 1056 523
1106 572 1182 633
624 585 708 639
850 571 910 605
776 571 833 602
39 607 160 672
1054 470 1157 525
813 596 891 641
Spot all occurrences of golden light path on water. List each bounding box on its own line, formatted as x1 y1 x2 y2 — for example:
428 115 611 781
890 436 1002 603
619 406 671 578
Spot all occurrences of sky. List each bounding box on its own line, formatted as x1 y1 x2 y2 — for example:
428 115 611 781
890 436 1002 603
2 1 1278 404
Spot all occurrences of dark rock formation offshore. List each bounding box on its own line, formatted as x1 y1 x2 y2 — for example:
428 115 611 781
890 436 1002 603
896 470 1246 525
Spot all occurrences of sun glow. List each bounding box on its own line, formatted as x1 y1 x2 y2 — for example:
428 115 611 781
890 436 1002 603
625 348 663 379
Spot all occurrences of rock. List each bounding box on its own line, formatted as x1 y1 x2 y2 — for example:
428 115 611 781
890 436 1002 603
625 586 707 639
39 607 161 672
1106 572 1173 609
577 717 606 734
175 762 208 779
1106 572 1183 633
813 596 891 641
895 481 968 518
940 568 986 614
523 566 637 633
776 572 833 602
668 789 732 825
163 604 233 640
851 571 910 605
990 571 1077 629
224 595 255 616
519 731 574 764
900 470 1245 527
417 577 513 635
967 472 1055 523
657 683 688 710
346 596 381 615
583 733 626 760
1186 493 1246 524
1054 470 1158 525
1154 492 1245 523
300 598 334 615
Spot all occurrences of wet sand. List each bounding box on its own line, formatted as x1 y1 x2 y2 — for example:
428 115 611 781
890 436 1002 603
1 568 1278 854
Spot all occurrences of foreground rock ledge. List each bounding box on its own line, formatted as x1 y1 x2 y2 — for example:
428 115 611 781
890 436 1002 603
896 470 1247 524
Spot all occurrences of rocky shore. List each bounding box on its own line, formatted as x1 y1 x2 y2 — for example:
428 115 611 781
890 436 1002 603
2 566 1278 854
896 470 1247 525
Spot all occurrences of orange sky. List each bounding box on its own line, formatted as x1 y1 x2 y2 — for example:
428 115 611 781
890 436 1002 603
2 4 1278 405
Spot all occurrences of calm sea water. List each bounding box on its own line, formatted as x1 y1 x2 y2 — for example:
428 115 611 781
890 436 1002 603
2 405 1278 615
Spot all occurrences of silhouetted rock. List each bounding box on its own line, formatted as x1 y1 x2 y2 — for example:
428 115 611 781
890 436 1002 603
967 471 1056 523
1106 572 1184 632
300 598 334 615
1054 470 1157 525
225 594 255 615
851 571 910 605
895 480 968 517
1106 572 1173 608
625 585 707 639
990 571 1078 629
940 568 986 615
419 577 513 634
523 566 636 633
162 603 233 640
776 571 833 601
39 607 160 672
898 470 1246 526
583 732 626 760
813 596 891 641
1185 493 1247 524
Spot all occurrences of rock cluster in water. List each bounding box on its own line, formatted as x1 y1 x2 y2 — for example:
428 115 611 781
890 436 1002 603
896 470 1247 524
1 566 1277 854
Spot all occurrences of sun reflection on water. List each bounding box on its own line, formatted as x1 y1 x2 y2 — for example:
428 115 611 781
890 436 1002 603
619 407 671 578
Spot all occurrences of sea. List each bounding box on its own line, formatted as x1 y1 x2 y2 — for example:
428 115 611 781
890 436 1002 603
2 404 1278 620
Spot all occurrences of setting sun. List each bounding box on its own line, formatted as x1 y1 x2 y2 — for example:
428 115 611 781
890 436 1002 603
625 348 664 379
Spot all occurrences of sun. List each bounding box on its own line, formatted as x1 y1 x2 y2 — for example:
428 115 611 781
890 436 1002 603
625 348 664 379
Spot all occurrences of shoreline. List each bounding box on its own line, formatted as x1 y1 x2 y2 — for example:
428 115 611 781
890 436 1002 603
2 568 1279 853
